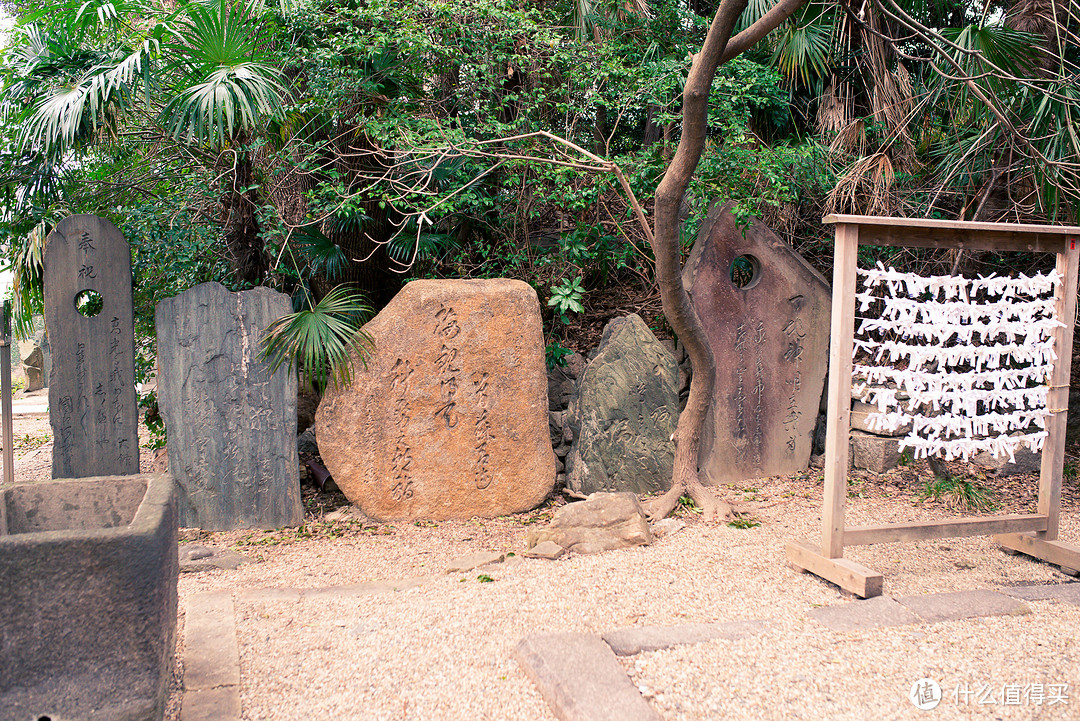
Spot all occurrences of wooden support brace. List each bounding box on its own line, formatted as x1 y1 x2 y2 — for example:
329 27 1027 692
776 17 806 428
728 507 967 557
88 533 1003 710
844 515 1049 546
786 539 883 598
993 532 1080 574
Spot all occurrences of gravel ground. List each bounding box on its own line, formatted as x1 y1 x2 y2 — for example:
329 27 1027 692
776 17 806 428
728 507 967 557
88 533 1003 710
7 412 1078 720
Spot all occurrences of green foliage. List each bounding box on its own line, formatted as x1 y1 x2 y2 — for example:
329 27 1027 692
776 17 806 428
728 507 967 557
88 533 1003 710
476 574 495 583
918 474 997 513
727 517 760 529
261 286 375 391
547 276 585 324
545 340 573 369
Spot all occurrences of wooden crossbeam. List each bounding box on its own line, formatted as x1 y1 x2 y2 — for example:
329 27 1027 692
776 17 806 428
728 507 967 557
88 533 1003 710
844 515 1048 546
786 540 883 598
994 532 1080 573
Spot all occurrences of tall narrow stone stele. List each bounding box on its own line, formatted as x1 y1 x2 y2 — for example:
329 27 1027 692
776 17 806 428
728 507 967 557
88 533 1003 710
683 203 830 483
156 282 302 529
45 215 139 478
316 279 556 521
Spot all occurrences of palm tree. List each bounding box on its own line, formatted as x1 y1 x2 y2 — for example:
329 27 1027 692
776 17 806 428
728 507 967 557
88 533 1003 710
2 0 289 284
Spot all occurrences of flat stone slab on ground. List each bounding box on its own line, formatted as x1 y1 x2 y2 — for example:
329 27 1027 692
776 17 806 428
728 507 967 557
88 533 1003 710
1000 582 1080 606
524 541 566 559
894 589 1029 624
179 545 254 573
602 620 767 656
514 632 659 721
181 686 241 721
808 596 921 632
184 590 240 691
446 551 505 573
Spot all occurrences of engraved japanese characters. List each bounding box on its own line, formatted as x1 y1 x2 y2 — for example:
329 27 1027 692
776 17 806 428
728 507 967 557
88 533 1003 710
156 283 302 529
44 215 139 478
682 204 830 483
316 279 556 521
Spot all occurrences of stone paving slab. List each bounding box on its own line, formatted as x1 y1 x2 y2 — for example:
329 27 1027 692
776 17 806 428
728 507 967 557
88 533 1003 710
808 596 921 632
237 577 429 603
1000 582 1080 606
514 632 660 721
184 590 241 690
181 686 241 721
894 589 1030 624
602 620 767 656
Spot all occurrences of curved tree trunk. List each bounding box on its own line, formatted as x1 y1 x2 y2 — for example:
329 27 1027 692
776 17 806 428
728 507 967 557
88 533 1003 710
644 0 806 521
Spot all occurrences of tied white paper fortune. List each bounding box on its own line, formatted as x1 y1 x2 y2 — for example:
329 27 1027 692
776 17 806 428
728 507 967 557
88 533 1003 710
852 263 1064 462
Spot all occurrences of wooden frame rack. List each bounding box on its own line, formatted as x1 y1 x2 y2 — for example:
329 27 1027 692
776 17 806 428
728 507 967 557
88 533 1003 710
786 215 1080 597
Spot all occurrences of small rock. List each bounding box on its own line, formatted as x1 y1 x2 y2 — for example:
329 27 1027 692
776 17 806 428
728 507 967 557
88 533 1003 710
523 541 565 560
445 551 505 573
324 508 356 523
179 546 254 573
954 558 977 570
297 427 319 456
526 492 652 555
808 453 824 469
650 518 686 539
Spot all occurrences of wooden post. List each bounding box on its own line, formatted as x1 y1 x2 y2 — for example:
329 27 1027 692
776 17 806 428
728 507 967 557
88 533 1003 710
1038 242 1079 540
821 223 859 558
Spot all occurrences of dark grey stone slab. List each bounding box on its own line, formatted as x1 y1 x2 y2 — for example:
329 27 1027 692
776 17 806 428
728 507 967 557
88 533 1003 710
0 473 177 721
809 596 921 632
514 632 660 721
895 589 1030 624
1000 583 1080 606
565 314 679 495
45 215 139 478
683 203 831 483
603 620 767 656
156 282 301 530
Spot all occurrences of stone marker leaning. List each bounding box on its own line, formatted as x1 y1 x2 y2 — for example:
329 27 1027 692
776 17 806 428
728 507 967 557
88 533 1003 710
317 278 556 521
44 215 139 478
683 203 830 483
156 282 302 529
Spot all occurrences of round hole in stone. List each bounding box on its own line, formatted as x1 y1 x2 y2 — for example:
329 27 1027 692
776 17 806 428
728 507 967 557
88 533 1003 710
38 716 52 721
730 254 761 290
74 289 104 318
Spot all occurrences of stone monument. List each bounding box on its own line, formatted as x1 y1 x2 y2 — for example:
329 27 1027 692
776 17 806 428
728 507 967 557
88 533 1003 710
683 203 830 483
316 279 556 521
565 314 679 495
156 282 302 529
44 215 139 478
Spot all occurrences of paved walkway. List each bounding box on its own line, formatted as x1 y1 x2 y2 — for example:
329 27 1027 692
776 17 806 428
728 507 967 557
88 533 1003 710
180 578 1080 721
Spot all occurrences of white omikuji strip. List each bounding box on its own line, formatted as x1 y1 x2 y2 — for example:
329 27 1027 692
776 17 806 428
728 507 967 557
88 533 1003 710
853 264 1062 462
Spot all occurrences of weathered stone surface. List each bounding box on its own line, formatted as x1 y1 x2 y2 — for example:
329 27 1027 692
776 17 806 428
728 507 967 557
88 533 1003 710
446 551 505 573
183 590 240 691
0 474 177 721
602 620 766 656
650 517 686 539
972 442 1041 476
850 431 903 473
317 279 556 521
683 203 830 483
20 344 44 392
1001 582 1080 606
565 315 678 495
894 589 1029 624
808 596 921 632
157 282 302 530
45 215 139 478
514 632 660 721
527 492 652 554
850 401 911 436
524 540 566 559
179 545 254 573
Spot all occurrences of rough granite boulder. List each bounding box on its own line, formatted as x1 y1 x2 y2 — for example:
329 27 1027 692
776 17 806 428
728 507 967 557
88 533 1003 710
565 314 679 495
526 492 653 555
316 279 556 521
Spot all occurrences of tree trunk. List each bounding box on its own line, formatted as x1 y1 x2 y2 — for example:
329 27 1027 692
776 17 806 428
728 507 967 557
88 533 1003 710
643 0 807 521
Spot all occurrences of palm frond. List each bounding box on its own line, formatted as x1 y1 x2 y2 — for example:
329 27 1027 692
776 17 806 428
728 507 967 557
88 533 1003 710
260 285 374 390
